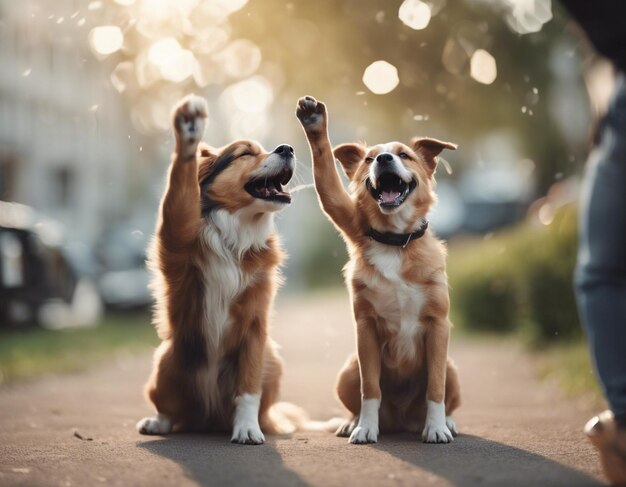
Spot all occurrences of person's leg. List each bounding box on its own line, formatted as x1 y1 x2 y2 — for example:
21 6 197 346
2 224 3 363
575 74 626 422
576 74 626 485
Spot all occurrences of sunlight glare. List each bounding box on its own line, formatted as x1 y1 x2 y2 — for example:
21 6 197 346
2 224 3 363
229 76 274 113
148 38 195 83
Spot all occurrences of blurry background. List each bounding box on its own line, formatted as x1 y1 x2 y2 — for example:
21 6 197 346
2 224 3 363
0 0 612 394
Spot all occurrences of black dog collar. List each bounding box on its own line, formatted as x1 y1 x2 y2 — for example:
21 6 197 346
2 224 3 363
366 220 429 248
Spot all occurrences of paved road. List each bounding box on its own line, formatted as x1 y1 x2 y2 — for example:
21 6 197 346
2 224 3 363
0 293 607 486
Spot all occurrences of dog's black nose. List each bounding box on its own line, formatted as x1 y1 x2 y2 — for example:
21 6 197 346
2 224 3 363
376 153 394 164
274 144 294 156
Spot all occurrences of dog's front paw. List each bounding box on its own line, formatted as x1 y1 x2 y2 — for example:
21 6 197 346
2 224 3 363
349 424 379 444
172 94 208 159
296 96 327 133
231 422 265 445
422 399 454 443
446 415 458 437
422 421 454 443
136 414 172 435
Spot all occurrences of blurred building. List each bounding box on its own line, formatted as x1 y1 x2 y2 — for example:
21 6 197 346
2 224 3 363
0 0 133 244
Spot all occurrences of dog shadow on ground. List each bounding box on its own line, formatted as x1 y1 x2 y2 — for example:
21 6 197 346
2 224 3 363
374 433 606 487
138 434 309 487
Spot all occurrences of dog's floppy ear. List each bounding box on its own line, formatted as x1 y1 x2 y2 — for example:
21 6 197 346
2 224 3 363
198 142 217 160
411 137 457 174
333 143 366 180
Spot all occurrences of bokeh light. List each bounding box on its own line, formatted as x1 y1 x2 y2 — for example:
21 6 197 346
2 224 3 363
503 0 553 35
398 0 432 30
362 60 400 95
88 26 124 57
470 49 497 85
148 38 196 83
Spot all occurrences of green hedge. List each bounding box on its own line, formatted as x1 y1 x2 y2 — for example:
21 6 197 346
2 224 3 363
448 205 581 345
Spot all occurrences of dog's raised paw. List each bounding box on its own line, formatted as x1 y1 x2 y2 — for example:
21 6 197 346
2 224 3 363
231 423 265 445
173 94 208 158
349 425 378 444
296 96 326 131
136 415 172 435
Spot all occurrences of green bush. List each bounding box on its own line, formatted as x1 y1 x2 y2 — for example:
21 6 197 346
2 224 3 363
449 254 520 333
448 205 581 344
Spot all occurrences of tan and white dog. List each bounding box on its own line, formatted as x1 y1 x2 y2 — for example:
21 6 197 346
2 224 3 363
137 94 298 444
296 96 461 444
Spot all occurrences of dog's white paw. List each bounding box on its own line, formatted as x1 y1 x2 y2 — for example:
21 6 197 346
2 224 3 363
231 393 264 445
136 414 171 435
231 422 265 445
348 398 380 444
349 424 379 444
446 415 458 437
422 400 454 443
422 422 454 443
173 94 208 159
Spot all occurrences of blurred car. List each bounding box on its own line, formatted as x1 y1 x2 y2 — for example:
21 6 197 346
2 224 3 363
0 201 102 329
96 221 153 311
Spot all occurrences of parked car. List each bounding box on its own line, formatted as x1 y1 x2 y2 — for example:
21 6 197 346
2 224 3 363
0 201 102 329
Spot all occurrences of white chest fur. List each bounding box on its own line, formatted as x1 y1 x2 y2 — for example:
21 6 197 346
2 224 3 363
197 208 274 351
362 244 426 361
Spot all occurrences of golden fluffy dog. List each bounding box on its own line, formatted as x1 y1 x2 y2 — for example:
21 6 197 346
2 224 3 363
137 94 297 444
296 96 461 444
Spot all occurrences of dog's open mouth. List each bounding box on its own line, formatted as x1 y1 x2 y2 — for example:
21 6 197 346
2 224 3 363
367 173 416 210
245 167 293 204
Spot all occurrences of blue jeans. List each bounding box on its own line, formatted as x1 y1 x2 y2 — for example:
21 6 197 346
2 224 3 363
575 74 626 420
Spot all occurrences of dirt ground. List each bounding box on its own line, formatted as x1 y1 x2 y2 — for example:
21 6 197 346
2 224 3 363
0 293 608 486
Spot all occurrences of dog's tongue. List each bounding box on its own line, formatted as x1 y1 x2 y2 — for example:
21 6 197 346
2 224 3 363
381 190 400 204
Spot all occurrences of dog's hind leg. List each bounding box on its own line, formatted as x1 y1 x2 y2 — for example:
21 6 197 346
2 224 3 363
335 354 361 437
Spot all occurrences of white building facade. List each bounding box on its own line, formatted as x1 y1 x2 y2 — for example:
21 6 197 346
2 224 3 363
0 0 134 244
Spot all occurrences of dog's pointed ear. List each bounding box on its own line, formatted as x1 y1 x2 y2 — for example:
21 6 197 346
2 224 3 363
333 143 366 180
411 137 457 174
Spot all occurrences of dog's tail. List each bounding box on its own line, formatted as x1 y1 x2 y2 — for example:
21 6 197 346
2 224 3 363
262 402 345 434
